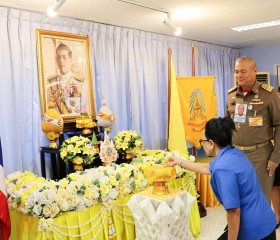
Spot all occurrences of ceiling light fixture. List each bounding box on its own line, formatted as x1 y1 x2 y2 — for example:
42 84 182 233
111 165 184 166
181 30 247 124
117 0 182 36
231 20 280 32
47 0 66 17
163 14 182 36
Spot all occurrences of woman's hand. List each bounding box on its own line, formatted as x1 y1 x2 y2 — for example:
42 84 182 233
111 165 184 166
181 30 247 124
165 155 181 167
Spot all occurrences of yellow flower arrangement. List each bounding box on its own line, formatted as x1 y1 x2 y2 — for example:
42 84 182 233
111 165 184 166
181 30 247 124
60 136 94 165
132 149 196 179
113 130 143 154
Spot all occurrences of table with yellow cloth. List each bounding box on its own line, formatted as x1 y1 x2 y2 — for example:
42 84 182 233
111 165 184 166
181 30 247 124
9 175 201 240
195 157 220 207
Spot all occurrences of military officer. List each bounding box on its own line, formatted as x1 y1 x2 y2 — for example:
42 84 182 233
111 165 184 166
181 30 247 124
47 43 89 115
226 56 280 203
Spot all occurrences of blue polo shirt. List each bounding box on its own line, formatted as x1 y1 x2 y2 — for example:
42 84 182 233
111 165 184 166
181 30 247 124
209 145 276 240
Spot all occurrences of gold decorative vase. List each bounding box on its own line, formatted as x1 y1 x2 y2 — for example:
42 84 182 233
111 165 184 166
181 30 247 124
42 100 64 148
94 144 100 154
46 132 61 148
125 151 133 160
144 165 176 196
73 163 83 171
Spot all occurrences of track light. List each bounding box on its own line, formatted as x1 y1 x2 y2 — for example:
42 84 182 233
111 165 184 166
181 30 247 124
47 0 66 17
164 20 182 36
163 14 182 36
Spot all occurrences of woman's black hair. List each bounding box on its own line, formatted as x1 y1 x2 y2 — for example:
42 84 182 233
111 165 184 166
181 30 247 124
205 117 235 147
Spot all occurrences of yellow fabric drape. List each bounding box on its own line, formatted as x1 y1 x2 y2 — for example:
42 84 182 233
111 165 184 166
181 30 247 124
167 57 188 154
10 175 201 240
176 76 217 148
196 173 220 208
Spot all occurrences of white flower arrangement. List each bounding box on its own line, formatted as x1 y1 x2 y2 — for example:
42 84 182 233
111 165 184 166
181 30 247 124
113 130 143 154
5 149 194 223
60 136 95 165
5 164 147 219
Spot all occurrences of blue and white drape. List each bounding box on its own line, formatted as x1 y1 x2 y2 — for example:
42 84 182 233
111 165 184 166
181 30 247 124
0 7 239 176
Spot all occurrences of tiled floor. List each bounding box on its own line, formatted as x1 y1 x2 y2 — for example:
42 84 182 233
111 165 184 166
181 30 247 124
197 205 280 239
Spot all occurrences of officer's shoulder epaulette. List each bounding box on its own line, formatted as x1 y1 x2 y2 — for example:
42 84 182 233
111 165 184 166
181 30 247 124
261 84 274 92
47 74 59 80
74 74 84 82
227 86 238 94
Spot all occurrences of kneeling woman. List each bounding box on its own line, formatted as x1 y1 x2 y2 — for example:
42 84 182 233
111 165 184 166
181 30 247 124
166 117 276 240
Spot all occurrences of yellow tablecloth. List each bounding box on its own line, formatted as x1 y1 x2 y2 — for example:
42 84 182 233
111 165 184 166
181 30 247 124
10 175 201 240
195 157 220 208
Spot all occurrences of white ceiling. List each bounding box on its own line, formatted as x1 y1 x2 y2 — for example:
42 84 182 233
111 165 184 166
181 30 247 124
1 0 280 48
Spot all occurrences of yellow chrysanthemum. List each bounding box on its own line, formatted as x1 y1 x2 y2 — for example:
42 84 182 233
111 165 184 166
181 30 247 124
68 173 79 181
73 157 83 164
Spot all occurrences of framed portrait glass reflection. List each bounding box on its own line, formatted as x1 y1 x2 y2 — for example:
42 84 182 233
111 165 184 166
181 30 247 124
36 29 95 123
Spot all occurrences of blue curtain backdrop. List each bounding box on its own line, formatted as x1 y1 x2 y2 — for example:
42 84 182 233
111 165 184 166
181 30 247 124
0 7 239 176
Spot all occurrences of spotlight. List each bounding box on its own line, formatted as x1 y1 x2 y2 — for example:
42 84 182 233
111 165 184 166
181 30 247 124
163 19 182 36
163 13 182 35
47 0 66 17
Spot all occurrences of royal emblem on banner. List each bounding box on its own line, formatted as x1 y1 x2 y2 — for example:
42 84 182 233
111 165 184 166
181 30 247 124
176 76 217 148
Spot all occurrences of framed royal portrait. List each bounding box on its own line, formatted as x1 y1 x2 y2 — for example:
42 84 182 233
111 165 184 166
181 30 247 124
36 29 95 123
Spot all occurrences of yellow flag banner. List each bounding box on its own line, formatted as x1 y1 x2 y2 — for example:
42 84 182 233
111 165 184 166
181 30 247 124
176 76 217 148
167 58 188 154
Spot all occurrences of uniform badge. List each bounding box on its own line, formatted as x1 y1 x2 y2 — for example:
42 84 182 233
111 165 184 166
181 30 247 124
249 117 263 126
233 103 247 123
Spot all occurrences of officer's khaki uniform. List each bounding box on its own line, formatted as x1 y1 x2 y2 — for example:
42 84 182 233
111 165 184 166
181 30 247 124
226 81 280 203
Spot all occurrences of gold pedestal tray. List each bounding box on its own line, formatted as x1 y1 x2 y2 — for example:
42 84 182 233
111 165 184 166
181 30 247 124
144 165 176 196
76 115 96 135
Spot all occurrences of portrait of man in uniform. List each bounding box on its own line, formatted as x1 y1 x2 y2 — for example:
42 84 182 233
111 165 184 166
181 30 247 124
36 30 95 122
234 103 247 123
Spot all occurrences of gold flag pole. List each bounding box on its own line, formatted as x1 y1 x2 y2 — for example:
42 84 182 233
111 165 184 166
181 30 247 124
167 48 172 141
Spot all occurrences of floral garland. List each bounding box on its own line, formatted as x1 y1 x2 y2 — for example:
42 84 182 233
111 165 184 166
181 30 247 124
5 149 195 221
5 164 147 219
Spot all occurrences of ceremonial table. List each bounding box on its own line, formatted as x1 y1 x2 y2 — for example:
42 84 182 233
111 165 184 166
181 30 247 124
195 157 220 207
127 188 195 240
9 175 201 240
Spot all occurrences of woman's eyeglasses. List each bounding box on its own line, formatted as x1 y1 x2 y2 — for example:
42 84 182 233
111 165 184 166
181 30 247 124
199 139 209 144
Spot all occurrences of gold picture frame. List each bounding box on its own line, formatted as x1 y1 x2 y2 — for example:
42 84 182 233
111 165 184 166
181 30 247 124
36 29 95 123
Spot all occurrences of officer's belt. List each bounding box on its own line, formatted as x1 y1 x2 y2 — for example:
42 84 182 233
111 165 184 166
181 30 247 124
234 141 270 151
